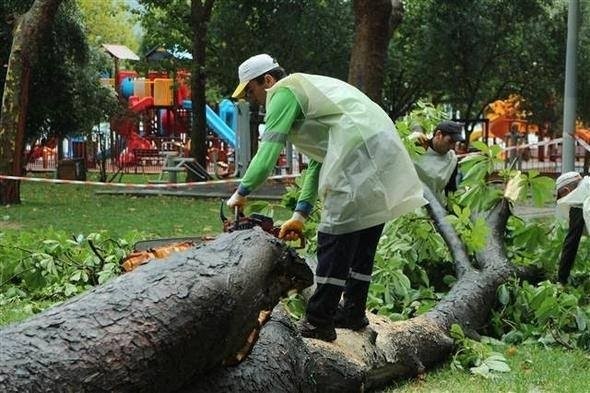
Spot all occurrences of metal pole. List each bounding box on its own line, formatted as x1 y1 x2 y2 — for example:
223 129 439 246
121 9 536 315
236 101 252 177
562 0 579 173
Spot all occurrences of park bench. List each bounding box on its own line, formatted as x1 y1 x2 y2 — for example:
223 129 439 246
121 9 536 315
133 149 165 173
148 156 206 183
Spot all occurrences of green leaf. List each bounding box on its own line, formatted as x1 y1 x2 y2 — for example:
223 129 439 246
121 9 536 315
483 353 511 373
534 296 558 323
470 363 492 378
462 163 488 185
498 285 510 306
530 286 552 310
467 217 489 252
528 175 555 207
70 271 82 282
575 308 588 331
450 323 465 340
471 141 490 154
64 283 78 297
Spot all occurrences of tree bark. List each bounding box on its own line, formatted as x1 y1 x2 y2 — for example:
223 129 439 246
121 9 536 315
0 229 313 393
177 198 516 392
189 0 215 179
179 305 318 393
0 0 63 205
348 0 403 104
0 198 520 392
422 186 474 278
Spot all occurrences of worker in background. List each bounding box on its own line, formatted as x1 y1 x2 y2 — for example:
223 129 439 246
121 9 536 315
411 120 464 204
226 54 426 342
555 171 590 284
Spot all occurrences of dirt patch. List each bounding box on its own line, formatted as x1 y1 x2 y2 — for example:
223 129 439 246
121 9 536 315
0 221 23 230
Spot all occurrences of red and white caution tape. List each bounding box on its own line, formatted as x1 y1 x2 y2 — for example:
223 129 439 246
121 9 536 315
575 136 590 153
0 174 298 188
500 137 563 153
457 137 566 159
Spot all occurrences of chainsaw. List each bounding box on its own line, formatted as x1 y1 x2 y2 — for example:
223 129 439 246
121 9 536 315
133 202 304 252
219 203 305 249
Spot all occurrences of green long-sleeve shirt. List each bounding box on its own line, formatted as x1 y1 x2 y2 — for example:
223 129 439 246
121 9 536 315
237 87 319 216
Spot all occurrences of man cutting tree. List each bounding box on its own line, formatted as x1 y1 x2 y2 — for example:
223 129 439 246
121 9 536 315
227 54 426 342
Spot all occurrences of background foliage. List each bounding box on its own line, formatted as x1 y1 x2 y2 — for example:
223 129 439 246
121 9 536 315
1 0 121 150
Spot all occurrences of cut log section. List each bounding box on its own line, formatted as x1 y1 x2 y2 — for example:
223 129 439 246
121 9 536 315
0 228 313 393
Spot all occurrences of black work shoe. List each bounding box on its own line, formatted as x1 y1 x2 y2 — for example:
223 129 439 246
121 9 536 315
298 319 337 342
334 309 369 331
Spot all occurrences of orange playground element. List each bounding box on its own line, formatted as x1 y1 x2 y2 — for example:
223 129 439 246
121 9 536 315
485 95 538 138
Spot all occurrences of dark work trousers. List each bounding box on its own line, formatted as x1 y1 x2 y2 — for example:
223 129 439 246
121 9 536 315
558 207 585 284
305 223 384 327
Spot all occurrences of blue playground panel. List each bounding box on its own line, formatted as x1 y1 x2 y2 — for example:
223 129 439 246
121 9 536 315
120 77 134 98
182 100 236 147
219 99 238 132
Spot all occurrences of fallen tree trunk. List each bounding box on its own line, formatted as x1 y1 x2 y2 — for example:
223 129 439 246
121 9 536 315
1 194 520 393
296 200 516 392
175 196 518 392
179 305 317 393
0 228 313 393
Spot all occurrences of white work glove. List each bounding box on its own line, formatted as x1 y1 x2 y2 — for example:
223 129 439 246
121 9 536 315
410 131 429 148
227 191 247 210
279 212 306 240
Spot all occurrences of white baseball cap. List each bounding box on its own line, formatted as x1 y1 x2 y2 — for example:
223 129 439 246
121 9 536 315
232 54 280 99
555 171 582 192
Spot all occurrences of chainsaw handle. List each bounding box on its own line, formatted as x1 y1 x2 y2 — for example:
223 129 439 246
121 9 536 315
293 233 306 249
233 206 241 231
273 227 306 249
220 200 245 231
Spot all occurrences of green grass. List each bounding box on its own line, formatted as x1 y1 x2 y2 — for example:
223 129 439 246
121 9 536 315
0 299 60 327
0 174 288 238
386 345 590 393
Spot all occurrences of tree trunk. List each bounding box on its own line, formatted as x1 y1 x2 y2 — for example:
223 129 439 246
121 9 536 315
0 229 313 393
348 0 403 104
0 194 520 392
177 196 516 393
0 0 63 205
189 0 215 180
179 305 318 393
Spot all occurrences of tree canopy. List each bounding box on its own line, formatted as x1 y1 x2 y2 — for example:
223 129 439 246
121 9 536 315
137 0 354 97
384 0 589 128
1 0 119 148
4 0 589 141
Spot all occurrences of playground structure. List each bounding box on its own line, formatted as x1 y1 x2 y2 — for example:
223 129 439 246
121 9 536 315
101 43 239 178
25 44 275 181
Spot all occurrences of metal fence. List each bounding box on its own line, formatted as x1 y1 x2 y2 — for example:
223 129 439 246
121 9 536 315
496 137 590 176
25 136 590 179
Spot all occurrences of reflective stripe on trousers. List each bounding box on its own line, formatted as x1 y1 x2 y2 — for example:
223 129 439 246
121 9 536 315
305 223 384 327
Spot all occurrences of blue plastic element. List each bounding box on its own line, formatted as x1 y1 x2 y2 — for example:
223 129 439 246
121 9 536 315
182 100 236 147
120 77 134 98
219 98 238 131
206 105 236 147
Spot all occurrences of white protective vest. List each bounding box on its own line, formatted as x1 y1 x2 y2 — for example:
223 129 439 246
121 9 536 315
414 147 457 203
556 176 590 233
267 73 426 234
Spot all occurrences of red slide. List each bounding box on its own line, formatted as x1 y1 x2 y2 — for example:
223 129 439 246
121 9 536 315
128 96 154 113
111 97 155 166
